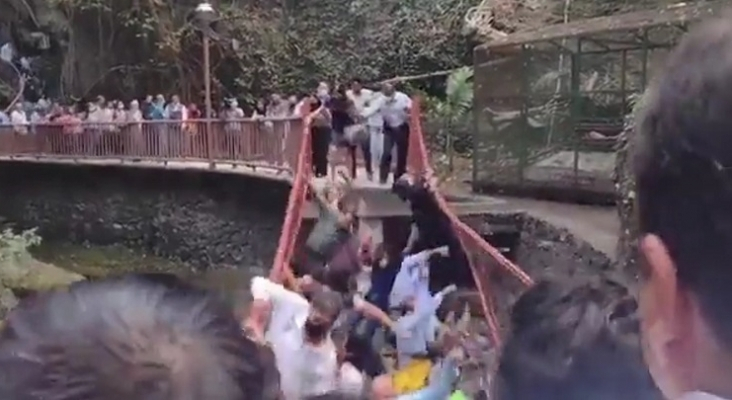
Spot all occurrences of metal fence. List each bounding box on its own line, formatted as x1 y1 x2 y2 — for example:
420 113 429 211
0 118 304 173
472 24 680 200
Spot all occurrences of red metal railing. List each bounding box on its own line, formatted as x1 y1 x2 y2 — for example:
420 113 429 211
406 98 533 346
0 118 303 172
269 115 312 283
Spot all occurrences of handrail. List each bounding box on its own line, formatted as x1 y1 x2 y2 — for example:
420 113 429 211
408 97 533 346
269 116 311 283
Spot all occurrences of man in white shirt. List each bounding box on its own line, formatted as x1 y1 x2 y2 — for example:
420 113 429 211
370 82 411 184
249 277 366 399
394 284 456 368
389 245 449 310
633 17 732 400
350 79 386 180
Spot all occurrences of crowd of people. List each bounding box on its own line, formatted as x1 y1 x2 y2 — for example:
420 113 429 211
0 80 411 184
1 14 731 400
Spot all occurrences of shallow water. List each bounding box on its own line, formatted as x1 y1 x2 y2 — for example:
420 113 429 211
31 241 264 307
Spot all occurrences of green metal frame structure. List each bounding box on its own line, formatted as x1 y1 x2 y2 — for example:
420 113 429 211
471 1 725 201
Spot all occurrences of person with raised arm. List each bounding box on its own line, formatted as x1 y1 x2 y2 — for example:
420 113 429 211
394 283 457 368
301 171 357 277
389 245 449 310
248 276 402 399
248 276 346 399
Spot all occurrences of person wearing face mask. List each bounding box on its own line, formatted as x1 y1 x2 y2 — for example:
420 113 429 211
221 98 245 158
148 94 166 155
362 82 410 184
249 277 364 399
127 100 144 155
164 94 187 156
632 17 732 400
317 81 331 103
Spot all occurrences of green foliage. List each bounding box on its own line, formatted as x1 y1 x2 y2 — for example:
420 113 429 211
423 67 475 163
7 0 480 102
0 228 42 264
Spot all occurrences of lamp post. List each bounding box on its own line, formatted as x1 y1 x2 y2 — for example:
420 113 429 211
194 1 216 163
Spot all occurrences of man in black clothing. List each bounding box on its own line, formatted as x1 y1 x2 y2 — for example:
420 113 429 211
308 95 332 177
393 174 471 290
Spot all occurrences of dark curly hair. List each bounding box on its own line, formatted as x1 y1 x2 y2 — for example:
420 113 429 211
494 277 662 400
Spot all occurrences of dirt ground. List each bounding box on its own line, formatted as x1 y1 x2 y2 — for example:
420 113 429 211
438 156 619 260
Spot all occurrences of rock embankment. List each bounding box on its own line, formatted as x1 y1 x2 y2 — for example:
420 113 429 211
0 227 85 318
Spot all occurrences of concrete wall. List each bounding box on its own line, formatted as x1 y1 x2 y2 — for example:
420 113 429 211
0 162 290 270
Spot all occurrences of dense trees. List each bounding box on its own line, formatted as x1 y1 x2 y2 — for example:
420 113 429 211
0 0 480 101
1 0 690 102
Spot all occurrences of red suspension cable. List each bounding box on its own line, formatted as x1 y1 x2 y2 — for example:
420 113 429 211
408 98 534 346
270 117 312 283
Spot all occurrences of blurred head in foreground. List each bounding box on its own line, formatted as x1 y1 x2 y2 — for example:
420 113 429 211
0 277 276 400
633 16 732 399
494 278 662 400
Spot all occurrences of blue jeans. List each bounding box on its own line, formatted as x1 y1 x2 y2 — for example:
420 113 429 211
345 262 400 376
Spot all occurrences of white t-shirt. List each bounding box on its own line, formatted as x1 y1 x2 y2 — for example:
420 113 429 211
339 362 365 395
381 92 412 128
347 89 374 114
389 250 431 309
251 277 340 399
395 290 446 367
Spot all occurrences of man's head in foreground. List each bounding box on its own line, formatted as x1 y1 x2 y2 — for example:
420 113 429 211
494 278 661 400
0 277 275 400
633 16 732 399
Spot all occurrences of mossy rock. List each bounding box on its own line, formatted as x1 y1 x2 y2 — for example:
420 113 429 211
0 256 85 292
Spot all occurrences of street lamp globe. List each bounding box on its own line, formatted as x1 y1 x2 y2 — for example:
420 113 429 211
194 2 216 24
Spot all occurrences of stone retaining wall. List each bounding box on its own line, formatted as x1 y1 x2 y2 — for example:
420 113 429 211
0 162 289 270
